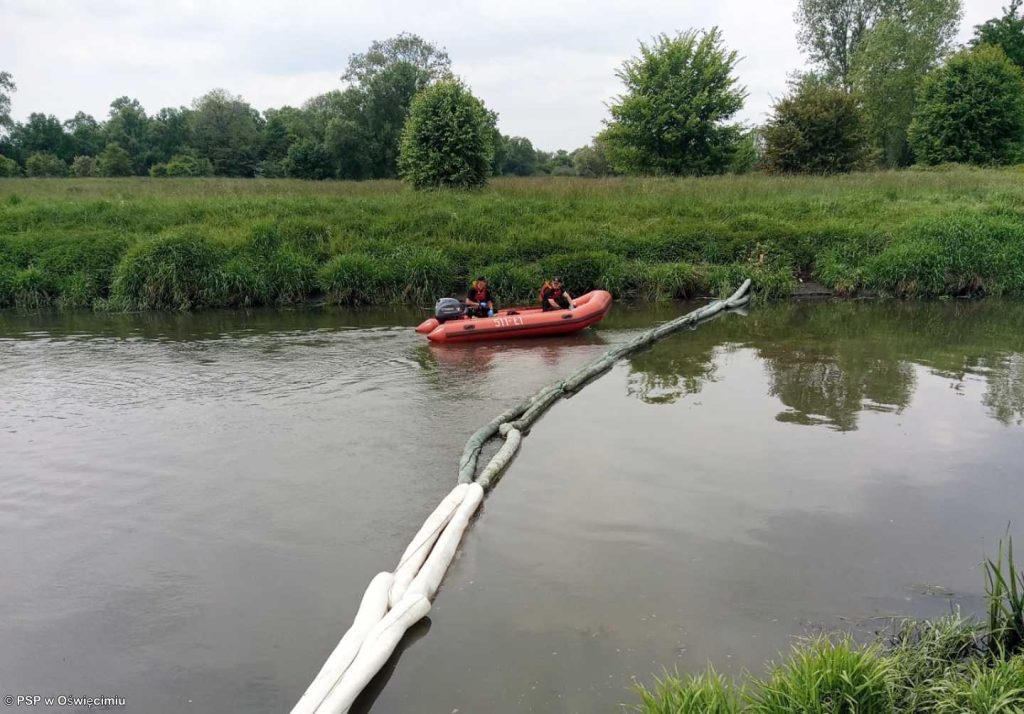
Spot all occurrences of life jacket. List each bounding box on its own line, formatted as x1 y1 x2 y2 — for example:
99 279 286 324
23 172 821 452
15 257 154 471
539 282 562 304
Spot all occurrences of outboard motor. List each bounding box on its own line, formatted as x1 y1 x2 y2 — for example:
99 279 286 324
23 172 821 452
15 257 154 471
434 297 467 323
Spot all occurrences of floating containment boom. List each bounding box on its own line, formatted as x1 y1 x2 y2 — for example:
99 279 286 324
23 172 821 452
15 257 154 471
292 279 752 714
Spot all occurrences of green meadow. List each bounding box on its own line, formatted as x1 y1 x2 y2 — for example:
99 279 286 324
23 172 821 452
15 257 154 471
2 168 1024 311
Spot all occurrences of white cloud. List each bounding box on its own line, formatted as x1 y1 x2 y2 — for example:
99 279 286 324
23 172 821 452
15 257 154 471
0 0 1008 150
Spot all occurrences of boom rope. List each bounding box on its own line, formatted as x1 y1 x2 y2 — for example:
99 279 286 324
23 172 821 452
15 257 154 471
292 279 752 714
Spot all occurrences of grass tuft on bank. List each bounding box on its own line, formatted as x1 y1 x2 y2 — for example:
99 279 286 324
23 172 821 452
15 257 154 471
2 169 1024 311
634 536 1024 713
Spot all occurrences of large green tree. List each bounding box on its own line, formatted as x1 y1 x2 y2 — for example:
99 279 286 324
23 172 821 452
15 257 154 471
343 32 451 87
972 0 1024 69
909 45 1024 164
795 0 890 86
305 90 368 179
0 71 14 133
853 0 962 166
762 76 871 173
285 138 334 180
146 107 192 165
573 141 611 177
10 113 73 163
500 136 538 176
189 89 263 177
321 79 406 180
599 29 747 176
104 97 150 173
64 112 103 157
320 34 454 180
398 80 495 189
97 142 134 177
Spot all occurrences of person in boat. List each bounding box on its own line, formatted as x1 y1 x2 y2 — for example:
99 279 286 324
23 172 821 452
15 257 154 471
540 276 574 311
465 276 495 317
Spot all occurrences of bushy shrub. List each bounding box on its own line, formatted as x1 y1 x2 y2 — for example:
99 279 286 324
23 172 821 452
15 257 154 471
25 152 68 177
70 155 98 178
97 143 133 177
909 45 1024 166
256 159 287 178
600 29 746 176
574 143 611 178
762 78 871 174
164 154 214 177
148 163 168 178
285 139 334 180
0 154 21 177
398 80 495 190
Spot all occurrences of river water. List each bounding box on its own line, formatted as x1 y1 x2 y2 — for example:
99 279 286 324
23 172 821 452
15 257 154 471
2 300 1023 713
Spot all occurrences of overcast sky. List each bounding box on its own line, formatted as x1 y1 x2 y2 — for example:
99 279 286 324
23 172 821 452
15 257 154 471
1 0 1007 150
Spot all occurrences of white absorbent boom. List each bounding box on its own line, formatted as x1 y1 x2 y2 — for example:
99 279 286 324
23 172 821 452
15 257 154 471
291 279 751 714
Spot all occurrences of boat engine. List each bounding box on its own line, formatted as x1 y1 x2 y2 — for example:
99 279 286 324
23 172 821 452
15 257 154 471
434 297 467 323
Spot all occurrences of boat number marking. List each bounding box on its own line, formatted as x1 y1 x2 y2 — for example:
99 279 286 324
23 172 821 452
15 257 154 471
492 316 525 328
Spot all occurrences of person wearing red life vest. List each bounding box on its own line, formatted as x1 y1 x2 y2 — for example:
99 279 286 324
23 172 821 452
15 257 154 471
465 276 495 317
540 276 574 311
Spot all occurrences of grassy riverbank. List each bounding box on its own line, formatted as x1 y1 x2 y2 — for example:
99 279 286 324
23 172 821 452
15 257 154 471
634 539 1024 713
2 168 1024 310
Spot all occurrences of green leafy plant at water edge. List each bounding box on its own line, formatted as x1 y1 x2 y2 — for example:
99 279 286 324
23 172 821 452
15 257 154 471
986 535 1024 657
747 637 895 714
887 613 982 712
634 668 742 714
633 534 1024 713
930 657 1024 713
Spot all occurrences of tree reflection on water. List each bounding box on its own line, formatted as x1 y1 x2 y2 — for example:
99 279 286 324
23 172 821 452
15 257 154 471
625 300 1024 430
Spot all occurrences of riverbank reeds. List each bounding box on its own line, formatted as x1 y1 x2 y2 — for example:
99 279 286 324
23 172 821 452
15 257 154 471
634 536 1024 713
2 169 1024 311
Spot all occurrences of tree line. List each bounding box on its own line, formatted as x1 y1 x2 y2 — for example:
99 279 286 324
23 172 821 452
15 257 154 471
1 0 1023 185
0 34 585 182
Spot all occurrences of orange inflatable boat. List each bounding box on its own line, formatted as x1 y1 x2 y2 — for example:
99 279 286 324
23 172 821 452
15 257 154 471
416 290 613 342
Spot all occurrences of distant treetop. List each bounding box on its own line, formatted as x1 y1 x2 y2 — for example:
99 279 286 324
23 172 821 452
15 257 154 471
342 32 452 89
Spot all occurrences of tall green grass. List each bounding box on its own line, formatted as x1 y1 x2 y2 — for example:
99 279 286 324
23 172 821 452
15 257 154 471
634 669 742 714
2 169 1024 311
748 638 895 714
634 535 1024 714
986 536 1024 658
